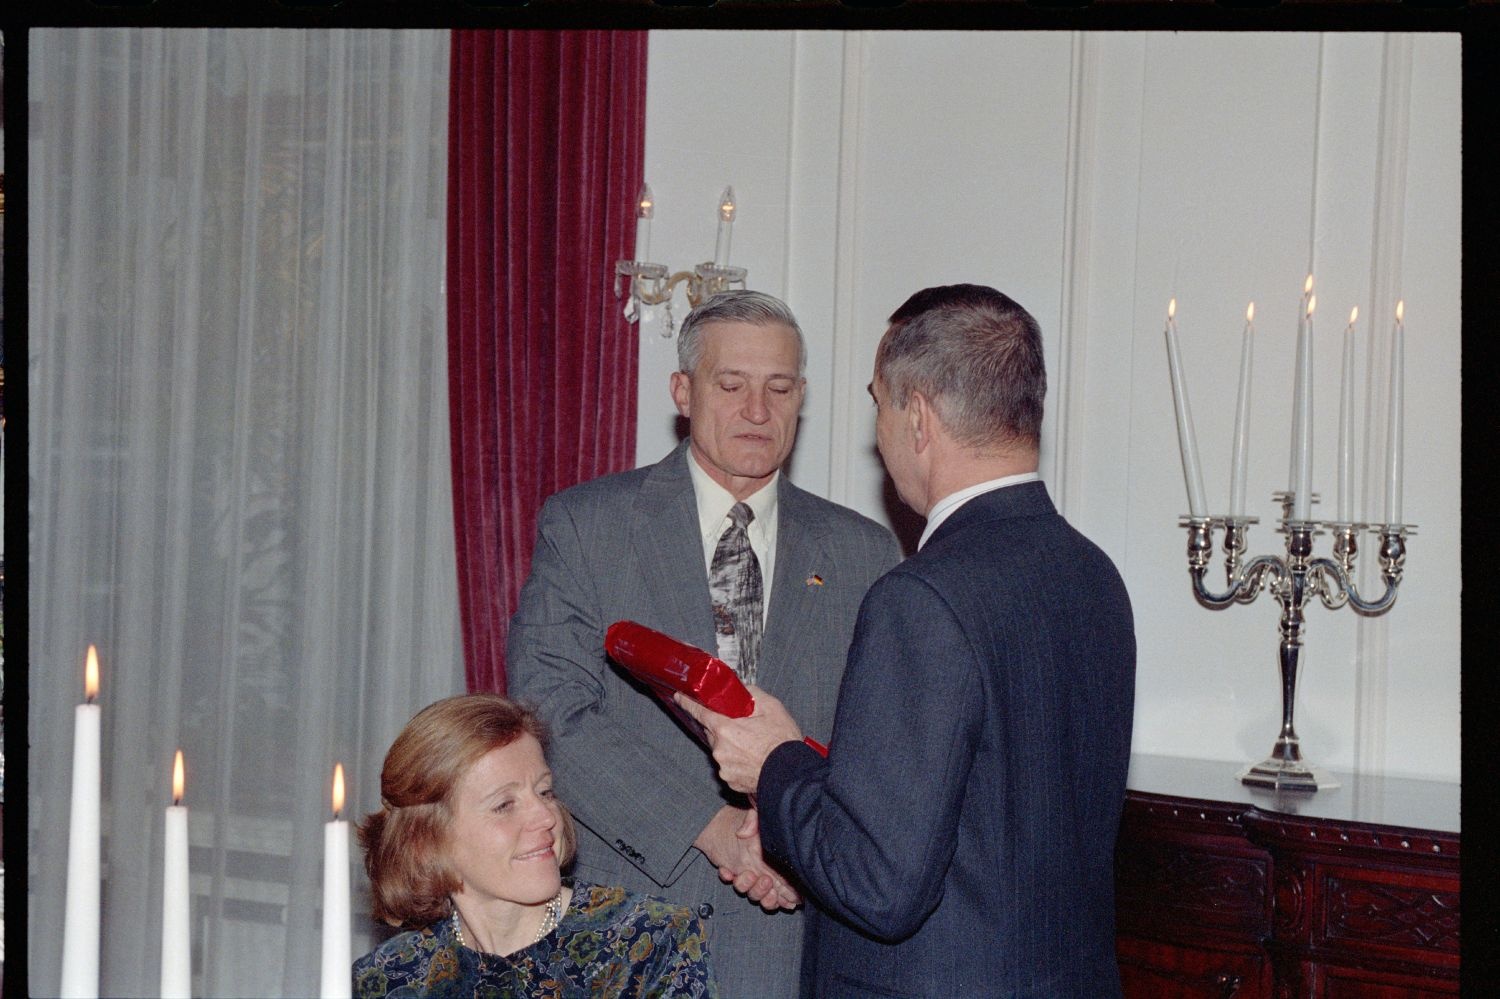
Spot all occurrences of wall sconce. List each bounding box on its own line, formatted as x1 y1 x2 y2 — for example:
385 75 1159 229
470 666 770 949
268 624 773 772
614 184 748 337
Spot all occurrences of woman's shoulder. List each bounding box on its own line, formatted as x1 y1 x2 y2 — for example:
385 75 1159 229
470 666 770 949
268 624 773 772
352 921 454 997
569 880 703 926
357 922 445 964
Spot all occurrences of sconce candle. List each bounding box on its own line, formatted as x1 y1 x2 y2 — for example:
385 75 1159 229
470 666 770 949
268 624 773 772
321 763 352 999
635 183 654 264
1291 293 1317 521
1337 308 1358 522
1164 299 1208 518
161 750 191 998
61 645 102 999
1228 303 1255 518
1384 301 1405 524
614 186 750 337
712 186 736 267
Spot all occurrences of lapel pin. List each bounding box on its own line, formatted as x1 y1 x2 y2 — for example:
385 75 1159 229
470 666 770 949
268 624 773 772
805 574 825 587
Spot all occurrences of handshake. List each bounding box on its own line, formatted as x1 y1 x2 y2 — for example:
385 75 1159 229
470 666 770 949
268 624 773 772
606 621 818 911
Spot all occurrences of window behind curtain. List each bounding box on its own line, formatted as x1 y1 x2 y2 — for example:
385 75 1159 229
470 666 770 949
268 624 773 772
28 28 463 997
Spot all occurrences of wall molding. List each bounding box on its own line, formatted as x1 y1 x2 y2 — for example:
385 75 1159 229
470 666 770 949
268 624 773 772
1053 31 1100 523
827 31 866 507
1353 32 1413 777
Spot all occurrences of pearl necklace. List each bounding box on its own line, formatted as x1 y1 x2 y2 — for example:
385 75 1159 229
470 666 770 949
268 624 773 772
452 889 565 952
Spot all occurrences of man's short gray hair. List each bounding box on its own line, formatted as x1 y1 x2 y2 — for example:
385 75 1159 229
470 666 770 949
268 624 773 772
876 284 1046 450
676 290 807 375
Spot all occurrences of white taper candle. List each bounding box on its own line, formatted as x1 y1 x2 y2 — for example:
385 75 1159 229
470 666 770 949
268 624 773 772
321 763 352 999
161 750 191 998
61 645 102 999
1384 301 1405 524
1164 300 1208 518
1229 303 1255 518
1288 275 1313 493
1337 308 1357 522
1291 294 1316 520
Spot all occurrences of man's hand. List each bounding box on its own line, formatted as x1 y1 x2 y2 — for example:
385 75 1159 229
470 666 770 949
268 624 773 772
675 685 803 795
692 804 801 912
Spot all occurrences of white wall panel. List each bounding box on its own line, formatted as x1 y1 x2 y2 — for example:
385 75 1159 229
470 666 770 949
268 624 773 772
634 31 801 469
639 30 1460 783
840 31 1076 539
781 31 849 501
1378 33 1461 776
1075 34 1147 568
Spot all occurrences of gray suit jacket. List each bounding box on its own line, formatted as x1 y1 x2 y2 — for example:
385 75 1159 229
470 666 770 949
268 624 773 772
508 442 901 998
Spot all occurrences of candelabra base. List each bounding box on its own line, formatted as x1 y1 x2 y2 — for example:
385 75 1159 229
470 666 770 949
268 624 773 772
1237 758 1341 792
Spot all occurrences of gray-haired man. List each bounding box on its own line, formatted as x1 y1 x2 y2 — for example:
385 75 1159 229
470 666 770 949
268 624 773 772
508 291 902 996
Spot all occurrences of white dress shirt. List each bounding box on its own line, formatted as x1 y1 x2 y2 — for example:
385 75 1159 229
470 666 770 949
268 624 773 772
687 452 778 623
918 471 1041 551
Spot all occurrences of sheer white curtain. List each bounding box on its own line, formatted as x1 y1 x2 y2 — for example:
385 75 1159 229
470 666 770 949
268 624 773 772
29 29 462 997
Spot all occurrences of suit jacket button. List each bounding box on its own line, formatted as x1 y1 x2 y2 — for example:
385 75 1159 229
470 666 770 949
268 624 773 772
697 903 713 918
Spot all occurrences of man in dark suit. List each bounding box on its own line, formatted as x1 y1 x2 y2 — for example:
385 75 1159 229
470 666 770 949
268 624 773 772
680 284 1137 997
508 291 902 997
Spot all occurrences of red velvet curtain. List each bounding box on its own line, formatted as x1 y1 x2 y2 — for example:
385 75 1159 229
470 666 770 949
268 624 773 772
448 30 647 694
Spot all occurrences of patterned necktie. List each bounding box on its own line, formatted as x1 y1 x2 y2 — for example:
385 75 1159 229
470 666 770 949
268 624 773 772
709 502 763 684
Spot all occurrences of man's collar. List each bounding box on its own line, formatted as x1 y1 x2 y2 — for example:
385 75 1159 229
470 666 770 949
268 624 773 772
918 471 1040 550
686 449 779 540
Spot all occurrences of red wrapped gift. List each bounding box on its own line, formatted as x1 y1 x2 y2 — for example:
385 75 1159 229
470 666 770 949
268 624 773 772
605 620 828 757
605 620 755 718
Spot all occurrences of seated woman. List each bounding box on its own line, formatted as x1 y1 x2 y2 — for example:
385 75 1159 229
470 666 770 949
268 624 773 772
353 693 718 998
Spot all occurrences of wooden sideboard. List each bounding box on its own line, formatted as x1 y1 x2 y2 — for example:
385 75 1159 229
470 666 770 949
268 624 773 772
1115 755 1460 998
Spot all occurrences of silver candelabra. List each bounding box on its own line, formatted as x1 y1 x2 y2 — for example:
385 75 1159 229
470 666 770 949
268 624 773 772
1183 493 1413 792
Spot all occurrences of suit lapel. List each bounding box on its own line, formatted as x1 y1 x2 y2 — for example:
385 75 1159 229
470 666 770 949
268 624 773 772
627 449 847 672
757 480 831 693
630 444 718 651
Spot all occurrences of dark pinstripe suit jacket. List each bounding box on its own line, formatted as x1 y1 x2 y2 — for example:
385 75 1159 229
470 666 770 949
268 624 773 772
508 441 901 998
757 481 1137 998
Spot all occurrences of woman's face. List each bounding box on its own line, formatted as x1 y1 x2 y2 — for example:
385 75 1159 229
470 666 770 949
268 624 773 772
446 734 564 909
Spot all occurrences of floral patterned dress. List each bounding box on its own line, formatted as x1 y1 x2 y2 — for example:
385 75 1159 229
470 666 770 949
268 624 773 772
352 881 719 998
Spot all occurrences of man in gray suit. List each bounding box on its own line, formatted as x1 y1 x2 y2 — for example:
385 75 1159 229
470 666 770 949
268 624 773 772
508 290 901 997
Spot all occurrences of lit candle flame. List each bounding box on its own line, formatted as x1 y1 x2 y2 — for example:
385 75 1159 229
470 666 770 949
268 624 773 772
332 762 345 819
636 183 654 220
718 186 736 223
1246 302 1255 324
173 749 185 806
1307 295 1317 318
1348 307 1358 326
1304 274 1314 295
1396 300 1404 324
1167 298 1177 321
85 644 100 702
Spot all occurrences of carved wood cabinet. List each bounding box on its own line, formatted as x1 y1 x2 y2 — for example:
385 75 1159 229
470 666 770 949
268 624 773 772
1114 756 1459 998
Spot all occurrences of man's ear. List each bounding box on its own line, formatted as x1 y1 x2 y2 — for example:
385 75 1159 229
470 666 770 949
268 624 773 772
908 390 933 452
669 371 692 419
